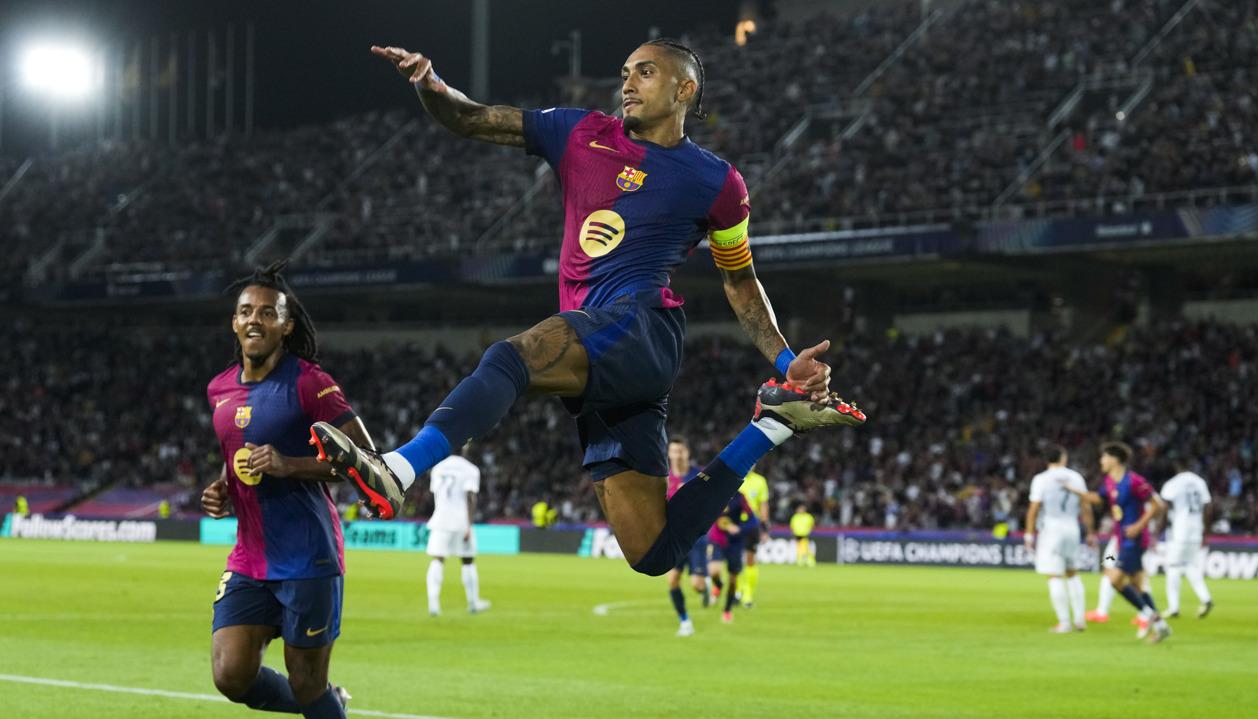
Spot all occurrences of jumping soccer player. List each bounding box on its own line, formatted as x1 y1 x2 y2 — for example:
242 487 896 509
425 448 491 617
1161 461 1214 618
707 492 758 624
1066 442 1170 642
663 437 708 637
201 260 369 718
1025 445 1093 633
311 40 866 579
737 466 770 607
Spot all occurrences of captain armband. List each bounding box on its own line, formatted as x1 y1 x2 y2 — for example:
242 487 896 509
709 217 753 271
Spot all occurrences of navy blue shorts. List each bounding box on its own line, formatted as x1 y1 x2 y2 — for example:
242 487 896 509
212 571 342 648
1116 543 1145 575
674 537 709 576
558 290 686 481
742 526 762 549
707 540 745 574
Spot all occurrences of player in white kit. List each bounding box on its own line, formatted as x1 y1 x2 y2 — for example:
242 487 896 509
425 450 491 616
1025 445 1095 633
1161 463 1214 618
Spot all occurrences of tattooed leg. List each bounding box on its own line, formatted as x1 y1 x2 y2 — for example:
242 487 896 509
508 315 589 397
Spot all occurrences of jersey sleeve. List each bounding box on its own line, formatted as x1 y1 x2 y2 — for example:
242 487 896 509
1028 476 1044 503
1160 480 1178 503
465 464 481 494
1199 479 1212 504
706 165 752 271
1131 475 1154 501
297 364 357 426
522 108 591 169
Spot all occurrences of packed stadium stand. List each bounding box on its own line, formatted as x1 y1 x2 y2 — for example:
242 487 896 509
3 318 1255 532
4 0 1254 275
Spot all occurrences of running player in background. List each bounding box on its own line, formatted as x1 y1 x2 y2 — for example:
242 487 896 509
663 438 708 637
737 467 770 607
1066 442 1170 642
1161 462 1214 618
790 505 816 566
201 260 367 718
707 492 758 624
425 448 491 617
312 40 865 582
1025 445 1093 633
1086 533 1151 624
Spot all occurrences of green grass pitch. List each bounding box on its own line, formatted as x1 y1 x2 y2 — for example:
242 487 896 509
1 539 1255 718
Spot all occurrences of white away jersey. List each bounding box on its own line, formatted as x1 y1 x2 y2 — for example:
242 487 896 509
1161 472 1211 543
428 455 481 532
1029 467 1087 529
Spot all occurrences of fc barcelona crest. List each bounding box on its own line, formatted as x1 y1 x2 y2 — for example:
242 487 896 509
616 165 647 192
234 406 252 429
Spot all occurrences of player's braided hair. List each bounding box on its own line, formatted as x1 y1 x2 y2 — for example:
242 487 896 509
225 258 319 364
644 38 707 120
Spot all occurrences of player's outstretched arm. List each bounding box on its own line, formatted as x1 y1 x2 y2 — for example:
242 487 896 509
372 45 523 147
719 265 830 397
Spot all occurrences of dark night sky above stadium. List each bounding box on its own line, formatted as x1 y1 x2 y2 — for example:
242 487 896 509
0 0 749 154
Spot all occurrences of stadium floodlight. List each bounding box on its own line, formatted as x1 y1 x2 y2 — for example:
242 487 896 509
20 43 99 102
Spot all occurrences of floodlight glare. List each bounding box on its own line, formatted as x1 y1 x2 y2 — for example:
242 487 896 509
20 44 98 101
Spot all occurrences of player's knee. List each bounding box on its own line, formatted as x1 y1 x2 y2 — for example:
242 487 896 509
212 665 255 701
461 557 475 566
629 534 681 577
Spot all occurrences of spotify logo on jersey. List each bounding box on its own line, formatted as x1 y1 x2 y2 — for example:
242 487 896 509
579 210 625 258
233 447 262 485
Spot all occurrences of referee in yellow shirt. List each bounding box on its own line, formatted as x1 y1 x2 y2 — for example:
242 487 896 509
791 505 816 567
737 467 770 606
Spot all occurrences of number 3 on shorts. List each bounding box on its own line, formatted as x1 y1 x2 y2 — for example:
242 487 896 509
214 571 233 603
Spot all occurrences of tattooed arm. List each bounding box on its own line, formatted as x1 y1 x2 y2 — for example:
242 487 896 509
720 266 832 396
371 45 524 147
720 265 788 364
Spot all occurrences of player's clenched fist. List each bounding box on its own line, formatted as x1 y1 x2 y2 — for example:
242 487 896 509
202 477 233 519
371 45 441 90
245 442 292 478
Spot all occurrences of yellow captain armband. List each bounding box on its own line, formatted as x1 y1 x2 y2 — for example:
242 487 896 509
709 217 752 271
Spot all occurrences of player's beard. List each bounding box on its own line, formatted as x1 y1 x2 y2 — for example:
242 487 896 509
623 115 643 133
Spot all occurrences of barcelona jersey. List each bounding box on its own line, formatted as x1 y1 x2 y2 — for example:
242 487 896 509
522 109 750 312
666 465 701 500
1103 471 1155 550
207 354 356 580
708 492 758 549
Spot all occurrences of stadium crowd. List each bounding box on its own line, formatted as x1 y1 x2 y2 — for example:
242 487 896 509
4 0 1254 278
3 317 1254 534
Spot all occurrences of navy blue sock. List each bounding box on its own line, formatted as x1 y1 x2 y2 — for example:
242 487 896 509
237 666 301 712
630 424 780 577
300 685 347 719
394 341 529 476
669 587 688 621
1119 585 1146 612
1141 592 1159 613
725 575 739 612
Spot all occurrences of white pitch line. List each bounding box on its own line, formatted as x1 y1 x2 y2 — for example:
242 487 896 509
0 673 454 719
592 600 650 616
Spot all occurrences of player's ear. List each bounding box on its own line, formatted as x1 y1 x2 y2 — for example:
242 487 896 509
282 317 294 337
677 78 696 107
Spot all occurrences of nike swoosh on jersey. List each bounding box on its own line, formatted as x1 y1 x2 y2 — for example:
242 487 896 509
588 140 616 152
305 626 328 637
215 397 231 408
